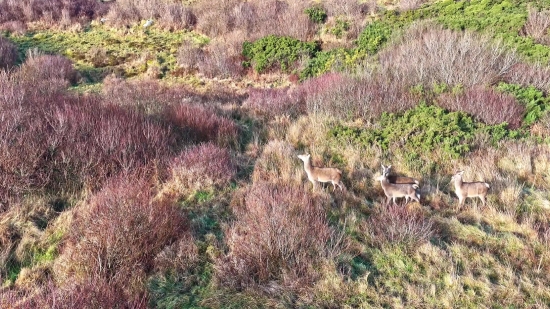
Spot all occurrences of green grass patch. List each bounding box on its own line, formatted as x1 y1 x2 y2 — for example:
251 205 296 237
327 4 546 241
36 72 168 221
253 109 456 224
5 25 208 81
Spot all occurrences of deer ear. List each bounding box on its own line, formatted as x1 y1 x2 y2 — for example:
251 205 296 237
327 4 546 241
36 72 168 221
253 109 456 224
381 164 385 169
387 165 392 169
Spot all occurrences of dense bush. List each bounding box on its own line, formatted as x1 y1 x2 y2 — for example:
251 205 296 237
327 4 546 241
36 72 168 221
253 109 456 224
305 5 327 24
0 37 17 70
356 21 392 55
169 143 236 193
195 0 314 41
0 66 173 207
362 204 434 252
300 72 417 120
379 23 518 88
217 182 340 292
505 62 550 93
243 87 305 118
242 35 319 73
166 103 239 147
0 0 109 25
18 53 78 85
329 104 503 160
59 176 186 297
437 87 525 129
497 83 550 126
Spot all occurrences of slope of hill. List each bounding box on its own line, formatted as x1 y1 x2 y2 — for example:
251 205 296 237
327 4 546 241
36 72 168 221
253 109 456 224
1 0 550 307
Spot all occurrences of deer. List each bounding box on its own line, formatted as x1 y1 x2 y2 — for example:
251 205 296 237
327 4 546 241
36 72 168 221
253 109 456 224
297 154 344 191
381 164 420 203
381 164 419 185
451 171 490 208
377 164 420 205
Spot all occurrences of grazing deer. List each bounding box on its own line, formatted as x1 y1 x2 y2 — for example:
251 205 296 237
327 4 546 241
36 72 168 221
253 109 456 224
377 165 420 205
297 154 344 191
381 164 419 185
451 171 490 208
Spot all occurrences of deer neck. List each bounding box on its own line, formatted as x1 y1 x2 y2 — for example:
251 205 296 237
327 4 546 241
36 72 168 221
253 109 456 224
302 158 313 173
453 176 463 189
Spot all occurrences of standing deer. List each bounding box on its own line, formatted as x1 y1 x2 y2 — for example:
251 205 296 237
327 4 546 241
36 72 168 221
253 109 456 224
381 164 419 185
451 171 490 208
297 154 344 191
377 164 420 205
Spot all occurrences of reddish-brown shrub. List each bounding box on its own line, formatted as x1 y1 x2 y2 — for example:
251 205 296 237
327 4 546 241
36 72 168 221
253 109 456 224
362 204 433 252
18 54 78 85
300 72 417 120
521 6 550 45
379 23 518 88
170 143 236 192
0 0 108 25
63 176 186 295
195 0 316 41
243 87 305 118
0 68 173 207
0 37 17 70
166 103 239 147
197 39 245 78
437 87 525 129
1 277 147 309
505 62 550 92
217 182 340 292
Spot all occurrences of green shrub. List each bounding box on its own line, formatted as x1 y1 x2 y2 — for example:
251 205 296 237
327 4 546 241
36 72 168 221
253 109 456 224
329 103 512 160
497 82 550 126
329 18 351 38
305 6 327 24
242 35 319 73
356 22 393 55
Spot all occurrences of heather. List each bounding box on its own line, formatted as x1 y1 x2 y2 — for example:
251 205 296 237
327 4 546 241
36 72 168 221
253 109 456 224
1 0 550 308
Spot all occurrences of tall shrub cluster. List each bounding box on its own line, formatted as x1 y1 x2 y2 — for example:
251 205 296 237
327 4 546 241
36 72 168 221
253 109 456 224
379 23 518 88
56 175 187 302
0 56 173 208
0 37 17 70
217 182 340 293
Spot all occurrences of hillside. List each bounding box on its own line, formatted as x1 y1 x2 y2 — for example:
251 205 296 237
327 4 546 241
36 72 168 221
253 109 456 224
1 0 550 308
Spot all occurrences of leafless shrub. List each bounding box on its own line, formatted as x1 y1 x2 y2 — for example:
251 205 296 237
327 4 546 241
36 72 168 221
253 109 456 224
18 54 78 85
169 143 236 192
166 103 239 147
379 22 518 88
437 87 525 129
217 182 340 293
362 204 433 252
60 175 186 297
176 41 204 74
398 0 429 11
0 0 108 26
158 4 196 30
243 87 305 118
153 234 199 274
2 277 148 309
505 62 550 92
0 37 17 70
0 67 173 207
198 38 245 78
195 0 315 41
301 72 417 120
522 6 550 45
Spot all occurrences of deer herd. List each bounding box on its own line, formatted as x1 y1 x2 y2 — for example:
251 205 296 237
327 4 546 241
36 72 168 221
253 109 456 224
297 154 491 209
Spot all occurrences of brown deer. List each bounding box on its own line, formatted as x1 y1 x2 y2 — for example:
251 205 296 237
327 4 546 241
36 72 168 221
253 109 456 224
377 166 420 205
297 154 344 191
451 171 490 208
381 164 419 185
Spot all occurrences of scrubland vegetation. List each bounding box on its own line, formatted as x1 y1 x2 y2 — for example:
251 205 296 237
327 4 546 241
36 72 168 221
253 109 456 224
1 0 550 308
